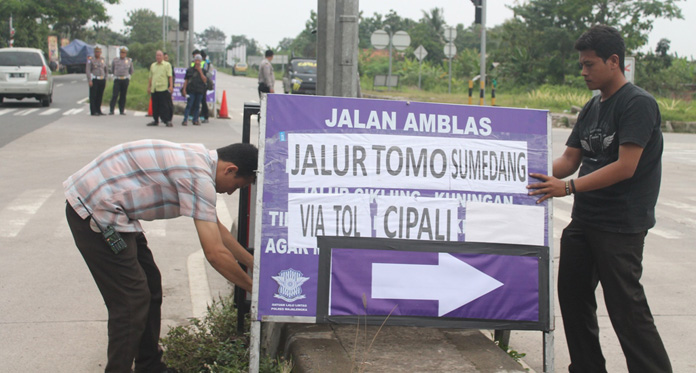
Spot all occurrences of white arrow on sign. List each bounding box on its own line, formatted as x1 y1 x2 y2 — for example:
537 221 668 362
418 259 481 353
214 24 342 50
371 253 503 317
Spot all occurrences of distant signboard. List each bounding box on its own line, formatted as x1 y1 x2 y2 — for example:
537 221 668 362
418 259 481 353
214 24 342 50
172 67 216 104
624 56 635 84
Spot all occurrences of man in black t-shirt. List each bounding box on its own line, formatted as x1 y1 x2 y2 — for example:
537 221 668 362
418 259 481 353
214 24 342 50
528 25 671 372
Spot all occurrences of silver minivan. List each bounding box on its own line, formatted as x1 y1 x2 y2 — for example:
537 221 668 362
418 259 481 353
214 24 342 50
0 47 54 106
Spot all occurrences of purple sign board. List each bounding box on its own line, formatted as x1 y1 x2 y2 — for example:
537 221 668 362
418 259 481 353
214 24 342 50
253 94 551 329
172 67 215 103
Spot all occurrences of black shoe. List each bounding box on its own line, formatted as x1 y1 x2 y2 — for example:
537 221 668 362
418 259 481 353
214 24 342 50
146 121 159 126
165 121 173 127
120 112 126 115
201 118 209 124
91 113 101 116
109 112 114 115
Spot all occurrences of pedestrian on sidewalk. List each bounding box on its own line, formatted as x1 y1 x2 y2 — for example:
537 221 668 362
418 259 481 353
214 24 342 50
181 55 208 126
64 140 257 373
199 51 211 123
109 47 133 115
86 47 107 116
258 49 274 99
163 52 175 117
146 50 173 127
527 25 671 373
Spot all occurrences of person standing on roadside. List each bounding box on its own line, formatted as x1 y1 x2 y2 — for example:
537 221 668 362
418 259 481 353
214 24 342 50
64 139 257 373
163 52 175 116
199 51 211 123
146 50 173 127
181 54 208 126
109 47 133 115
527 25 671 373
87 47 108 116
258 49 274 98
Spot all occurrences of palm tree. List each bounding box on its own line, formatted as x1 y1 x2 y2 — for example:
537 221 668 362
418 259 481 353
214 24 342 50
421 8 446 43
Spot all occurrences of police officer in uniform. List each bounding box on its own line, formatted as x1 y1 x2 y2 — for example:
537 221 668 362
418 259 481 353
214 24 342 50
86 47 108 116
109 47 134 115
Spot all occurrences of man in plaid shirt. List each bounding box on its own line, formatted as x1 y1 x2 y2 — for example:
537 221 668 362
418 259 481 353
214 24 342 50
64 140 257 372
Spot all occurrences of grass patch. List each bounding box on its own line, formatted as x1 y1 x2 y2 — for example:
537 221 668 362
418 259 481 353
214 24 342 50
363 83 695 123
160 294 290 373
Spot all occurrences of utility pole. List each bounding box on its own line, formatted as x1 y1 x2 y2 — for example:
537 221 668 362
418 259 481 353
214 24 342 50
479 0 487 105
316 0 359 97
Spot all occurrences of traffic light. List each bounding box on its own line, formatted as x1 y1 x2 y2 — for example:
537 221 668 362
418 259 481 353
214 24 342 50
471 0 482 24
179 0 189 31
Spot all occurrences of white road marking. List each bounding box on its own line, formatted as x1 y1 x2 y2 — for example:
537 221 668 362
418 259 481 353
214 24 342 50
187 250 212 319
62 108 85 115
40 108 60 116
56 83 64 87
660 200 696 214
140 220 167 237
133 112 146 117
650 227 682 240
216 198 233 229
77 97 89 104
0 189 54 238
0 108 18 116
15 108 40 116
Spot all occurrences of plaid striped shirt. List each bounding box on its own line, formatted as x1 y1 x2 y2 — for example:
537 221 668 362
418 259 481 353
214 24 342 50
64 139 218 232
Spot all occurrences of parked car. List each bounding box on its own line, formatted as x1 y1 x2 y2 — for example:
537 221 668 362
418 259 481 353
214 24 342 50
0 47 54 106
233 62 248 76
282 58 316 95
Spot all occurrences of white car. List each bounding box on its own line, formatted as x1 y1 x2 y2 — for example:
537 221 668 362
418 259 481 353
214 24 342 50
0 47 54 106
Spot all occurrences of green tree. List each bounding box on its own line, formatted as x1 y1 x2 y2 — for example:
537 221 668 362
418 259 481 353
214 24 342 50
228 35 260 57
496 0 684 86
0 0 118 50
288 10 318 58
124 8 162 44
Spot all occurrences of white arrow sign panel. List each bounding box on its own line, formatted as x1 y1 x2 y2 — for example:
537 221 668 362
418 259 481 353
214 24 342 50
371 253 503 317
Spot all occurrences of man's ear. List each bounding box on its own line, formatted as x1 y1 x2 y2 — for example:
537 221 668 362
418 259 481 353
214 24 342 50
225 164 239 175
609 54 621 70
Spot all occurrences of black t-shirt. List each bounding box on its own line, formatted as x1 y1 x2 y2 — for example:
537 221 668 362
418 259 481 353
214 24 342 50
184 67 207 94
566 83 663 233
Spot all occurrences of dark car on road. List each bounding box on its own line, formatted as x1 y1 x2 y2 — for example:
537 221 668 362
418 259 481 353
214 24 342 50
283 58 317 95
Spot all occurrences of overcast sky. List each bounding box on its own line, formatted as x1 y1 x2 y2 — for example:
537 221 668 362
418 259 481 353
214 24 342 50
105 0 696 59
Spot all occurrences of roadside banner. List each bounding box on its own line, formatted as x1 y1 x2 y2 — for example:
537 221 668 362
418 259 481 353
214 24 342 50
253 94 552 330
173 67 215 104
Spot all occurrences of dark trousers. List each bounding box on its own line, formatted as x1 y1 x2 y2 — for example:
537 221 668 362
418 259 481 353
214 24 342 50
89 79 106 114
184 92 204 122
151 90 172 123
200 96 209 119
110 79 130 114
558 220 672 373
66 203 165 373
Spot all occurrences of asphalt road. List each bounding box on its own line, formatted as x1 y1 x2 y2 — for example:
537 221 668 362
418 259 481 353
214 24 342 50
1 73 693 372
0 72 270 372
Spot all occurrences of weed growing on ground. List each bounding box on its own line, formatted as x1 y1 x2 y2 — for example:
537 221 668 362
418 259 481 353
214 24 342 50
350 294 397 373
161 294 291 373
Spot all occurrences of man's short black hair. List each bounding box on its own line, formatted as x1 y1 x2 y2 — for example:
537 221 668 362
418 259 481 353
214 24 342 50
192 49 200 56
217 143 258 178
265 49 274 58
575 25 625 72
200 51 207 58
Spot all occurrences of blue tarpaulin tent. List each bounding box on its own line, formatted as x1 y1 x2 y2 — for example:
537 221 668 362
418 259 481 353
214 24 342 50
59 39 94 72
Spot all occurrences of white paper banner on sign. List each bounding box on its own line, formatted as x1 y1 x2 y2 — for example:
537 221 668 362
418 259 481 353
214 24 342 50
374 195 459 241
287 193 372 249
464 201 545 246
286 133 529 194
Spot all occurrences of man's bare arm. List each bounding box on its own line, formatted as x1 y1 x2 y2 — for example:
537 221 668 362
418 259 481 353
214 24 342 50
194 218 252 292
